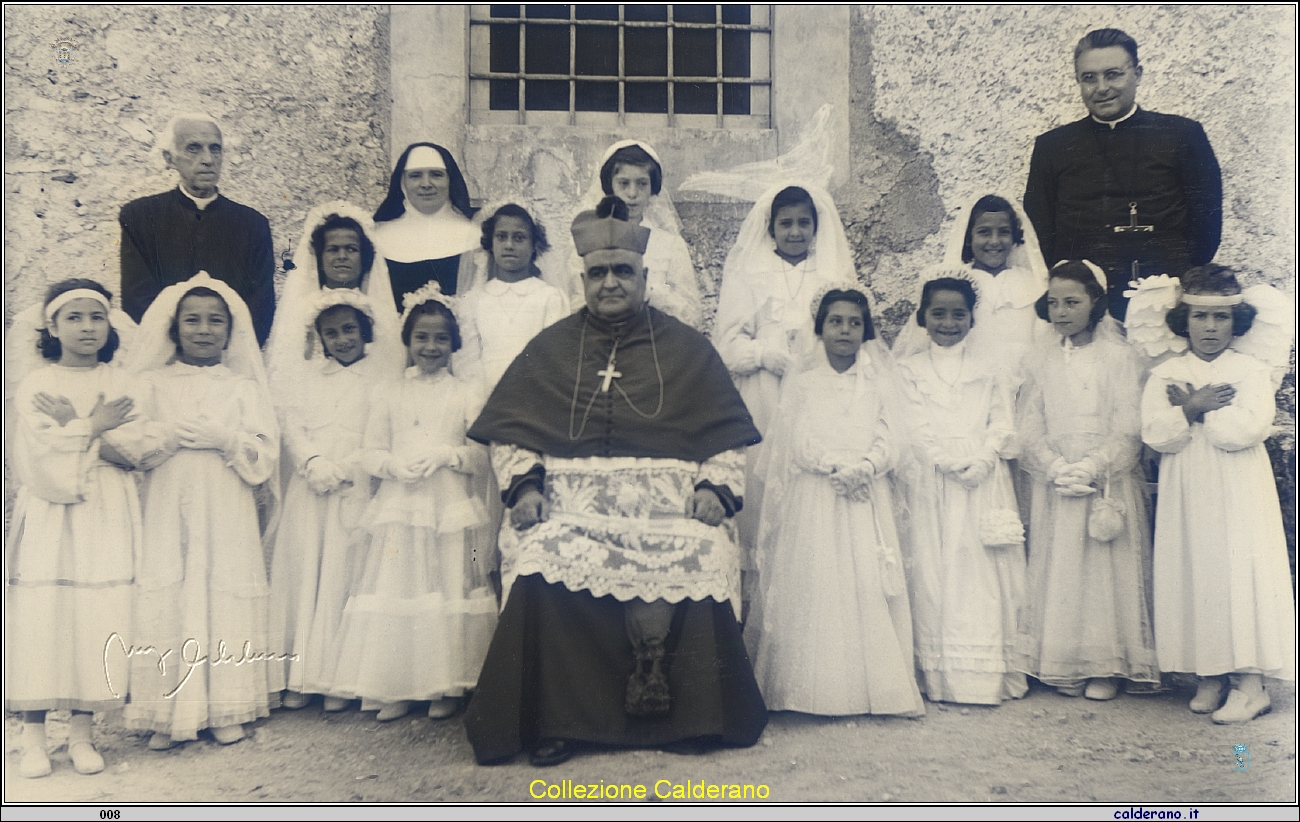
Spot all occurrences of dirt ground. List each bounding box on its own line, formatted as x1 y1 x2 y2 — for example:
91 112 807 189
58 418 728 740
4 679 1295 806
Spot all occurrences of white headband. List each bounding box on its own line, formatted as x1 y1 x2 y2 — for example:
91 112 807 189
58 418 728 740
405 145 446 172
1053 259 1108 290
1181 293 1243 306
44 289 111 327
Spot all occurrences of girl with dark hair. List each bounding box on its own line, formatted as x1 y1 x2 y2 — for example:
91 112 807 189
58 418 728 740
1016 261 1158 701
894 272 1028 705
7 279 156 778
565 140 702 328
373 143 481 306
267 202 405 409
329 283 496 723
123 273 281 750
458 202 569 391
1139 266 1295 723
267 290 388 714
917 193 1050 376
746 282 924 717
716 183 863 609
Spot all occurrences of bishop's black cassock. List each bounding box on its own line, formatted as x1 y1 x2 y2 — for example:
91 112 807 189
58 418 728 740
1023 107 1222 321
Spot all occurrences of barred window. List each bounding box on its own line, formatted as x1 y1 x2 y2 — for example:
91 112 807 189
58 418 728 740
469 5 771 128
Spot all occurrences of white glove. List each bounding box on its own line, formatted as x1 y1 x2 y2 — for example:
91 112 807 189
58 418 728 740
177 418 238 454
305 456 348 495
954 458 992 489
383 456 423 482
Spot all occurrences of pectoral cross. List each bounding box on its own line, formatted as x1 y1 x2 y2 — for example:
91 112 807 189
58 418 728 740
1113 201 1155 280
597 349 621 393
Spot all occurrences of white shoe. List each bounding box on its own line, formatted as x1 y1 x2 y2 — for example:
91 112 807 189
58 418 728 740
69 741 105 775
211 724 246 745
280 691 313 710
1212 689 1271 724
1189 678 1226 713
19 746 52 779
427 697 459 719
323 696 351 712
1085 678 1119 701
147 732 178 751
375 701 412 721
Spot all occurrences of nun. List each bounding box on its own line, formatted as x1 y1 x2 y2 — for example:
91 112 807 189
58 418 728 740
373 143 482 309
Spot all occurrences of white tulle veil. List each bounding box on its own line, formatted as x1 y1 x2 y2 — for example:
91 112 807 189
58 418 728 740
265 201 405 400
125 271 268 387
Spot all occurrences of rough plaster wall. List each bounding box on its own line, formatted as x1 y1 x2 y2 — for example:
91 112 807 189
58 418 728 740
861 4 1296 565
3 5 392 326
866 4 1295 292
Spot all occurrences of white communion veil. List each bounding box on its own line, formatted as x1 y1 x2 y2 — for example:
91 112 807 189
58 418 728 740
556 139 701 324
894 193 1052 365
265 201 405 401
125 270 281 545
126 271 269 387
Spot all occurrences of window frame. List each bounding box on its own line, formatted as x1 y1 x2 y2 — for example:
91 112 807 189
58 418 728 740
468 4 772 130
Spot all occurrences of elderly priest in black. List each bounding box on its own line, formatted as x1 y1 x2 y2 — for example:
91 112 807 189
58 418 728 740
464 196 766 767
119 114 276 344
1024 28 1222 322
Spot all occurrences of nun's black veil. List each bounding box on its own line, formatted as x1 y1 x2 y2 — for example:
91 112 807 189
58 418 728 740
373 142 475 222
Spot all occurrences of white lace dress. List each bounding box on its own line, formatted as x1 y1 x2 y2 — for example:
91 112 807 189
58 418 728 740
328 368 497 704
896 343 1028 704
267 354 382 697
125 362 280 739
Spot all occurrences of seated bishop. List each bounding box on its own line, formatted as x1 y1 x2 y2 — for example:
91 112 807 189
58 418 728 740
463 196 766 767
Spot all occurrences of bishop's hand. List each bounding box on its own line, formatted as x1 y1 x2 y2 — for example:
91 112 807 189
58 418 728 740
685 488 726 527
511 487 548 530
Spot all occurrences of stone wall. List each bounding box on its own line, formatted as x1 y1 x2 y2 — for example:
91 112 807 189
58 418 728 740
4 4 391 323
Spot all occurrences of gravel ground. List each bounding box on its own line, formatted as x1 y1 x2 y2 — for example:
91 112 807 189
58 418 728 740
5 679 1295 805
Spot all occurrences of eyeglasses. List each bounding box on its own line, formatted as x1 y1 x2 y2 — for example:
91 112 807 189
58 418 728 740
1077 68 1132 87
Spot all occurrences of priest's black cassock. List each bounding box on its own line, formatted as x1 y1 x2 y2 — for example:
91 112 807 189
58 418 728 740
119 187 277 344
1023 108 1221 320
463 304 766 764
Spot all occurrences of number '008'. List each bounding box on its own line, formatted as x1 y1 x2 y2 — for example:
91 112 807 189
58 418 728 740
100 812 120 820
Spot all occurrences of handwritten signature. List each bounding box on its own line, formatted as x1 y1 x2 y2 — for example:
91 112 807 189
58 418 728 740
103 632 298 699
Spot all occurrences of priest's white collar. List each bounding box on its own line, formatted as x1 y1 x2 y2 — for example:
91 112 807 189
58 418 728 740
178 185 219 210
1093 104 1138 129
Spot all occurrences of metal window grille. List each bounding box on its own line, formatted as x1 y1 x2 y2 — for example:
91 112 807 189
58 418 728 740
469 5 771 128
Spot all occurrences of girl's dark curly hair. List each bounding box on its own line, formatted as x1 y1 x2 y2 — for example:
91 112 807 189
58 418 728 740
479 203 551 262
814 289 876 341
1165 264 1256 338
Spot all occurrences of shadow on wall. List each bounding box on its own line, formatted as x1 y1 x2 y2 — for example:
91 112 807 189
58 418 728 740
839 5 945 346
